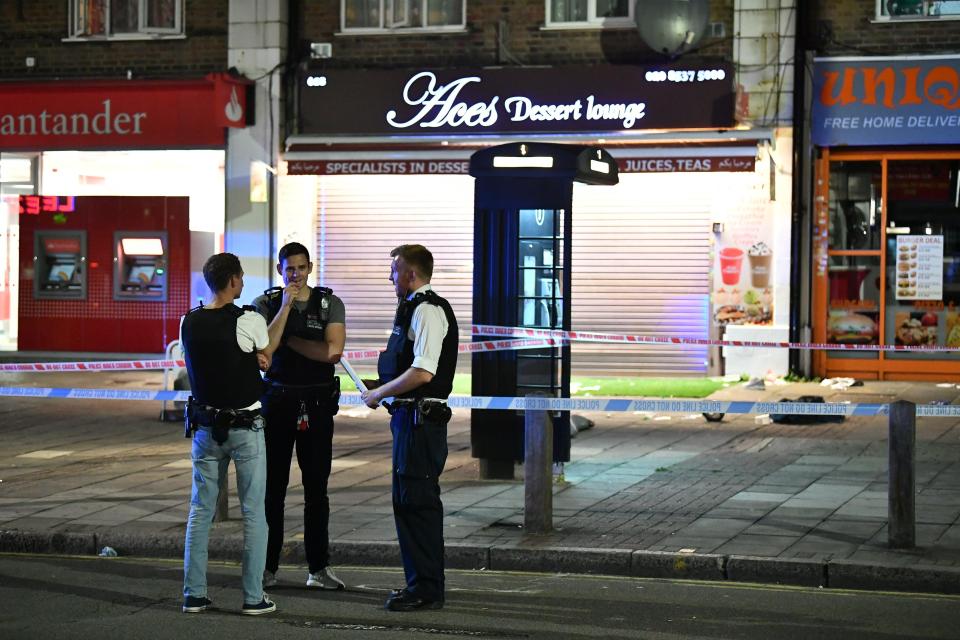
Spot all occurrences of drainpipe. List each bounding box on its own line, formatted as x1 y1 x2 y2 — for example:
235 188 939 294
789 0 813 376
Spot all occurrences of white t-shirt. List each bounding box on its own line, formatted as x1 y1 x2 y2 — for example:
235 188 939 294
406 284 449 376
179 307 269 410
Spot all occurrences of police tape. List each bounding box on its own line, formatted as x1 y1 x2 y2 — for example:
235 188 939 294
471 324 960 353
0 337 564 373
2 385 959 417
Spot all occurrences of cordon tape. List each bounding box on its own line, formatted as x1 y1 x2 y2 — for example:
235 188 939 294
1 386 958 417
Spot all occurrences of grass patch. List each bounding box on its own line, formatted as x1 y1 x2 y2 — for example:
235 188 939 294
340 373 726 398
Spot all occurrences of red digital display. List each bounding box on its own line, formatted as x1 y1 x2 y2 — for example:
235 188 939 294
18 195 76 216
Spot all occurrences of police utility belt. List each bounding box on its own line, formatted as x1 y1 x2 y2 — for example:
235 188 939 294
387 397 452 424
184 397 260 444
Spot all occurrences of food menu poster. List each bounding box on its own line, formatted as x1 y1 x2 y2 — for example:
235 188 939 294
896 235 943 301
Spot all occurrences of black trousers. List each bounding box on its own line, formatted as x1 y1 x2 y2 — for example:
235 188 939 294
391 406 446 601
262 394 334 574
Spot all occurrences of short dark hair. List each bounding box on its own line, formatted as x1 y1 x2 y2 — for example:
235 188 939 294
279 242 310 265
391 244 433 280
202 253 242 293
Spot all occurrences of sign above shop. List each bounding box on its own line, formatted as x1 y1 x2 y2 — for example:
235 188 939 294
297 64 735 137
286 153 754 176
812 56 960 146
0 73 250 151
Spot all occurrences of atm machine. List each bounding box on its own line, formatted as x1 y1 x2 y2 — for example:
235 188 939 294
469 142 618 479
34 230 87 300
114 231 168 301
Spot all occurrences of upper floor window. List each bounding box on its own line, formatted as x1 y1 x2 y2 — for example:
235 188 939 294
877 0 960 20
342 0 466 32
545 0 633 28
68 0 183 40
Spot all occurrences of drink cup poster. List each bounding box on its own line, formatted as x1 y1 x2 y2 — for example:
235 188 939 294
713 198 775 326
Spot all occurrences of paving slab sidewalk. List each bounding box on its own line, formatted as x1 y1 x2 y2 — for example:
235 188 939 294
1 371 960 594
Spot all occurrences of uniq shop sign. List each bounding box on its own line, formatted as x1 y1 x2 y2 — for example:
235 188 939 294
812 56 960 146
298 64 735 136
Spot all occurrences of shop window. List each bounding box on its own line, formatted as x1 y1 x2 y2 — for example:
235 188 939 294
828 161 882 252
884 160 960 360
68 0 183 40
876 1 960 20
827 255 881 360
342 0 465 32
545 0 633 28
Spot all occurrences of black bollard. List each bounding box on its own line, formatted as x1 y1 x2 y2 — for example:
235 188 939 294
888 400 916 549
524 398 553 535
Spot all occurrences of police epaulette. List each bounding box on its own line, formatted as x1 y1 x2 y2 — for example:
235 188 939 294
241 304 257 313
263 286 283 298
316 286 333 295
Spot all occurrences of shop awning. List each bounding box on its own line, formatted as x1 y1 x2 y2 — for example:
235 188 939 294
283 129 769 176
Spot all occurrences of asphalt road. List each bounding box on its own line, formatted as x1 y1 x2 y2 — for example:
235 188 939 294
1 554 958 639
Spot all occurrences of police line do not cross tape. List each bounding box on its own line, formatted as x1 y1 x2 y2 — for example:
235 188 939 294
2 386 959 417
4 320 959 374
0 337 566 373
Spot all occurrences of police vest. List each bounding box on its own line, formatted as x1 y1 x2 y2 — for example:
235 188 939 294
264 286 337 384
181 304 264 409
377 289 458 400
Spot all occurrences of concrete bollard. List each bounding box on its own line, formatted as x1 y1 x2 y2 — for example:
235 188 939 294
888 400 915 549
524 399 553 534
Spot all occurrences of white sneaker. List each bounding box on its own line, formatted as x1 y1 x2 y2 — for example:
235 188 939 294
306 566 345 590
262 570 277 588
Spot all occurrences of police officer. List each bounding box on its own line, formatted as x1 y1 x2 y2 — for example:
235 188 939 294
252 242 346 590
180 252 276 616
362 244 457 612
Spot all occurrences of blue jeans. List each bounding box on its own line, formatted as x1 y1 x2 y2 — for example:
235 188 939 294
183 417 267 605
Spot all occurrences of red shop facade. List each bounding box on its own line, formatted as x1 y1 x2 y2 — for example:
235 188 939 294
0 74 250 353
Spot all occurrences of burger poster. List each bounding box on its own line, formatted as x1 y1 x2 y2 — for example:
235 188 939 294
895 235 943 301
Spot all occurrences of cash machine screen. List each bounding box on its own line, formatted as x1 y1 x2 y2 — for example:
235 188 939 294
48 262 76 283
127 265 155 285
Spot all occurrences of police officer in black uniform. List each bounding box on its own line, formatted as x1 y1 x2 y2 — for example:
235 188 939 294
252 242 347 590
362 244 457 612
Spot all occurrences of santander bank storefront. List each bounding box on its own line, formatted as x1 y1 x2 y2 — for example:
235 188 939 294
280 63 794 377
0 74 249 352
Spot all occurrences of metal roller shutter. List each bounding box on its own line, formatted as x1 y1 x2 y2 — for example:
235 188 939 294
571 173 712 375
315 172 711 376
315 174 475 360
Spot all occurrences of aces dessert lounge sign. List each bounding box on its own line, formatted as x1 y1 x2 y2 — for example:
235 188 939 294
297 64 735 137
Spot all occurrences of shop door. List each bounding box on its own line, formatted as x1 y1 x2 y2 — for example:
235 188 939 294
815 152 960 380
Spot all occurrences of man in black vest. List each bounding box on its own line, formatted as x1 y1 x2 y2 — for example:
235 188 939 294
180 253 275 615
362 244 458 612
252 242 346 590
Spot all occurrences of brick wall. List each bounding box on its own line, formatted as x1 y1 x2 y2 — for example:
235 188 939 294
813 1 960 55
0 0 227 80
299 0 734 69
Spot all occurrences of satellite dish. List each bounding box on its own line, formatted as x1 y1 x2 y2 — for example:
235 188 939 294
634 0 710 57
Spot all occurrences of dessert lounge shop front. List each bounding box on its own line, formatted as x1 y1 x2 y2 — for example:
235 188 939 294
0 74 250 352
811 55 960 380
282 63 794 377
